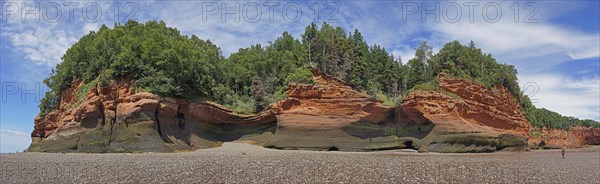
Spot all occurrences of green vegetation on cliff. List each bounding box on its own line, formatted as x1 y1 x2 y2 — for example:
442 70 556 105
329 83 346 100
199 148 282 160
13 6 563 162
39 20 599 130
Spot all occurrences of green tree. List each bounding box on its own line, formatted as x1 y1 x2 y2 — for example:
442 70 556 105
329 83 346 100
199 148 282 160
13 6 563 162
38 21 600 130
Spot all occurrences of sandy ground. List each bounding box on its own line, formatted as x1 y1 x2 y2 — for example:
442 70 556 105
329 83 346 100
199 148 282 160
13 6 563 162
1 143 599 183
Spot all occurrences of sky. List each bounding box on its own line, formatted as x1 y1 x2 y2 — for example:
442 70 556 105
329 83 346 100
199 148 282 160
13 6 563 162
0 0 599 153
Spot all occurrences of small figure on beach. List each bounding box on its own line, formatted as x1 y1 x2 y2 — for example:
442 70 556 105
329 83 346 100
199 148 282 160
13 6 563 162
561 145 566 159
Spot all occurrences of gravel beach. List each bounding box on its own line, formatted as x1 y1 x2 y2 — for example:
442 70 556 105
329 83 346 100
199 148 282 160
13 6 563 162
2 143 599 183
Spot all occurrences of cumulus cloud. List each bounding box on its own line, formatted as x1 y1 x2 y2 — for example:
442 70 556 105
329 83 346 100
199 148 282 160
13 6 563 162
153 0 322 56
1 22 78 68
0 0 130 68
431 21 599 61
519 74 600 121
408 1 599 74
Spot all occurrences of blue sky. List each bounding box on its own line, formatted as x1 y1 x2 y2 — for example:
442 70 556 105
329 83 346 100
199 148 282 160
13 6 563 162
1 0 599 153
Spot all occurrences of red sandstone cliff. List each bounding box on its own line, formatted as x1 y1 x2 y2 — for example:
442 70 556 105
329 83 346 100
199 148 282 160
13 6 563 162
30 71 599 152
528 126 600 148
260 69 414 150
273 69 395 129
402 72 530 137
30 77 276 152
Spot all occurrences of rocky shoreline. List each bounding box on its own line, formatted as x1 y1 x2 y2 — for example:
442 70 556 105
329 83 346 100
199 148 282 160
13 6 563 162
3 143 599 183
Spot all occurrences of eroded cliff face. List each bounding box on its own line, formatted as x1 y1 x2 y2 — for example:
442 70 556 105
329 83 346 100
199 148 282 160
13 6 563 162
403 73 530 134
401 73 531 152
438 73 531 135
29 71 598 153
263 69 432 151
528 126 600 148
29 70 430 152
29 77 276 153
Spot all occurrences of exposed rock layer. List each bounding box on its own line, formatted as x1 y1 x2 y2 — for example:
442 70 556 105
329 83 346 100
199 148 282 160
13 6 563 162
528 126 600 148
264 70 430 151
29 71 599 153
29 77 276 153
400 73 531 152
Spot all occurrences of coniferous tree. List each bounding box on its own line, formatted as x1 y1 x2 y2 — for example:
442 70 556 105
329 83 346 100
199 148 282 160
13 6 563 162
39 20 599 129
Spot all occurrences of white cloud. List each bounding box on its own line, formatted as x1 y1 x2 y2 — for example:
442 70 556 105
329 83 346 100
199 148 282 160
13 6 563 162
414 1 599 74
1 1 83 68
0 0 129 68
519 74 600 121
431 21 600 60
82 23 100 34
390 47 415 64
2 24 78 68
154 1 320 56
0 128 31 153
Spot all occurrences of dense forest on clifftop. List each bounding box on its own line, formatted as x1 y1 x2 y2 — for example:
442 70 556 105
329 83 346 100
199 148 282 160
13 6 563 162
39 20 599 130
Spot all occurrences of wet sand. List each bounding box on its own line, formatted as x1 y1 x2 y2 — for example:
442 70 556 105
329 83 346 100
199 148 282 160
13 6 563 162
1 143 599 183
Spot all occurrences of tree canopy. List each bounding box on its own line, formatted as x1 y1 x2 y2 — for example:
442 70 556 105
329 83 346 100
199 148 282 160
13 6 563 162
39 20 599 130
